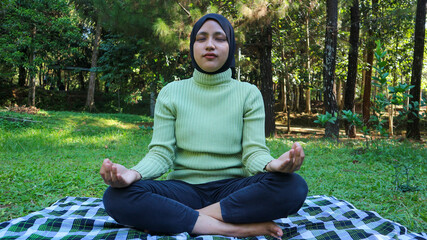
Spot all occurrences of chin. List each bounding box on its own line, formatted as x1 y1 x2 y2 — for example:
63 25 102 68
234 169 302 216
200 65 221 73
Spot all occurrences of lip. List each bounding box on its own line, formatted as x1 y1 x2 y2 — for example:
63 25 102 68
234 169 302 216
203 53 217 59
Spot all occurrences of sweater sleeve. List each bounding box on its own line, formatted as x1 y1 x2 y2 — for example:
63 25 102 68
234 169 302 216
241 85 275 174
131 85 175 179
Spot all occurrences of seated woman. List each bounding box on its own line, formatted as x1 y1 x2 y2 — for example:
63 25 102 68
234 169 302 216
100 13 308 238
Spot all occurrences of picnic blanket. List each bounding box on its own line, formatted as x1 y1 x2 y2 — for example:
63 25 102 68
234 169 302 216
0 195 425 240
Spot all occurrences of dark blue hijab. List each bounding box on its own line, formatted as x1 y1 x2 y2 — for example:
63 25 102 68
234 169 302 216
190 13 235 75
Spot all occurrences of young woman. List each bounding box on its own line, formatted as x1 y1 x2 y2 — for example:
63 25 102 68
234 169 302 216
100 13 308 238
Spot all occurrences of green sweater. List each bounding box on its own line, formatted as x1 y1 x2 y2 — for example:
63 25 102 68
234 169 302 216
132 69 274 184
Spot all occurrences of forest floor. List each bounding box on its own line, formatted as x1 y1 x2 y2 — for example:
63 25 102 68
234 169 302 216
274 110 427 142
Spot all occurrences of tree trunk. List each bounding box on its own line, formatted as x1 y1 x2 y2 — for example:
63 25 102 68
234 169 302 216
79 71 85 90
306 89 311 114
285 63 291 133
278 74 284 110
85 20 102 112
295 84 300 112
344 0 360 138
336 78 342 110
27 53 36 107
363 0 377 124
38 65 42 86
56 69 62 89
259 24 275 137
299 86 305 113
363 48 373 124
407 0 426 140
27 26 36 107
282 78 287 112
306 16 312 114
18 66 27 87
323 0 340 139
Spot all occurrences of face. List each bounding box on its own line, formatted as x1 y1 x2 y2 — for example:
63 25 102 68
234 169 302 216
193 20 229 73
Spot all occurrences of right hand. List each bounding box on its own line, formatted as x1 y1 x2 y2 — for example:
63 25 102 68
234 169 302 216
100 158 141 188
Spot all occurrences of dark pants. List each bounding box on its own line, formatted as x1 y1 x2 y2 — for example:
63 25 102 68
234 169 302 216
103 172 308 234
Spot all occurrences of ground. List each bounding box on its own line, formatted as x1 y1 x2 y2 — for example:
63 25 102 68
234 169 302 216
274 111 427 142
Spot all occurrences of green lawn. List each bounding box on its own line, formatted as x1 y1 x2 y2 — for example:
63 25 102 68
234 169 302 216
0 110 426 233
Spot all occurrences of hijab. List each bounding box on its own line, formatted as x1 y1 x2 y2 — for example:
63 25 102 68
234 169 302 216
190 13 235 75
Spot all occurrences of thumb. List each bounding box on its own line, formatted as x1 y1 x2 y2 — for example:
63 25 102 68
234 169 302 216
289 149 294 162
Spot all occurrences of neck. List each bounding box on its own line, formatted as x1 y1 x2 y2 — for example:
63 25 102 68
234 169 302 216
192 69 232 86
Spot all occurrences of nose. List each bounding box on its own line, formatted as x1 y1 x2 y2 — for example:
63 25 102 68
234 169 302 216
206 37 215 50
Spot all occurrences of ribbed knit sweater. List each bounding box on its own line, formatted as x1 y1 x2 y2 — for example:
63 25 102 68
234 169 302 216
132 69 274 184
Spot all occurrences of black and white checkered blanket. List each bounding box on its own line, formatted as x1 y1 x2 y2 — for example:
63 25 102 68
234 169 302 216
1 195 425 239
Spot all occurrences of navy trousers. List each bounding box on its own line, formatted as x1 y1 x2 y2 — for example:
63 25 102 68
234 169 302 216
103 172 308 234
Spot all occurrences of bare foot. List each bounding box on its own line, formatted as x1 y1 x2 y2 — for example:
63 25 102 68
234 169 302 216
231 221 283 238
192 213 283 238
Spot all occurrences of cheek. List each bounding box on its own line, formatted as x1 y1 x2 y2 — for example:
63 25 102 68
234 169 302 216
193 43 201 56
221 46 229 61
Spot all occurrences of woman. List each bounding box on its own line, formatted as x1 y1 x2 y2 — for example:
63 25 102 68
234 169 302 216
100 13 308 238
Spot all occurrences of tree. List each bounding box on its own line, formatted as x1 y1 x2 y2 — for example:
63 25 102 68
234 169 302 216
72 0 103 111
344 0 360 138
323 0 339 139
92 0 199 115
361 0 378 124
407 0 426 140
238 0 290 137
86 17 101 111
0 0 80 105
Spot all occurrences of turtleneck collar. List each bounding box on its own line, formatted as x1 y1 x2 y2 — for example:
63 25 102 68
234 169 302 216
192 68 233 86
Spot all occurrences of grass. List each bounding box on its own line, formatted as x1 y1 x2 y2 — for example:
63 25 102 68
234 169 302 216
0 110 426 233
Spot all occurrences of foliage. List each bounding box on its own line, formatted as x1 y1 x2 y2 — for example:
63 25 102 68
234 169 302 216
315 40 425 142
0 1 426 135
0 0 82 78
393 163 421 193
341 109 363 128
0 86 152 115
314 112 337 126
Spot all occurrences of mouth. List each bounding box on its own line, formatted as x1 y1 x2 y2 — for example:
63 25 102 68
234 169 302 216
203 53 217 59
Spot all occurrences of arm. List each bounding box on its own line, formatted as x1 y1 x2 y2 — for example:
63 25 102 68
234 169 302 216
100 85 176 188
241 86 275 174
241 85 304 174
131 84 176 179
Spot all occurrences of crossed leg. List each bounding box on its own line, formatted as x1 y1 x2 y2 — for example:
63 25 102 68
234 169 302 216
103 173 307 238
193 202 283 238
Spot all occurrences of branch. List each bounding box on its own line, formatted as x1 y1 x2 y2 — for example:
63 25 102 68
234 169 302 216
177 1 191 18
0 116 42 124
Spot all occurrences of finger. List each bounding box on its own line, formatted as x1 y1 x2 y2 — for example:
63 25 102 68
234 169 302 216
289 148 295 164
102 161 113 184
111 164 119 184
292 142 300 150
290 149 299 172
294 147 304 171
282 150 294 172
280 158 291 172
100 159 109 175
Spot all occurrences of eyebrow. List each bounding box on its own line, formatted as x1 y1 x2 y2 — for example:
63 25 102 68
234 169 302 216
196 31 226 36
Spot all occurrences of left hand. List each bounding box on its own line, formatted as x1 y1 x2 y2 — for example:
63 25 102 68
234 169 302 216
265 142 305 173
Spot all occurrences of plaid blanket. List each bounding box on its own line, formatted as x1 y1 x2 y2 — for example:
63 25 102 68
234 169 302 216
0 195 425 240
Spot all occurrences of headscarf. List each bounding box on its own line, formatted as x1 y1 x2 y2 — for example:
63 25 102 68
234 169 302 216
190 13 235 75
